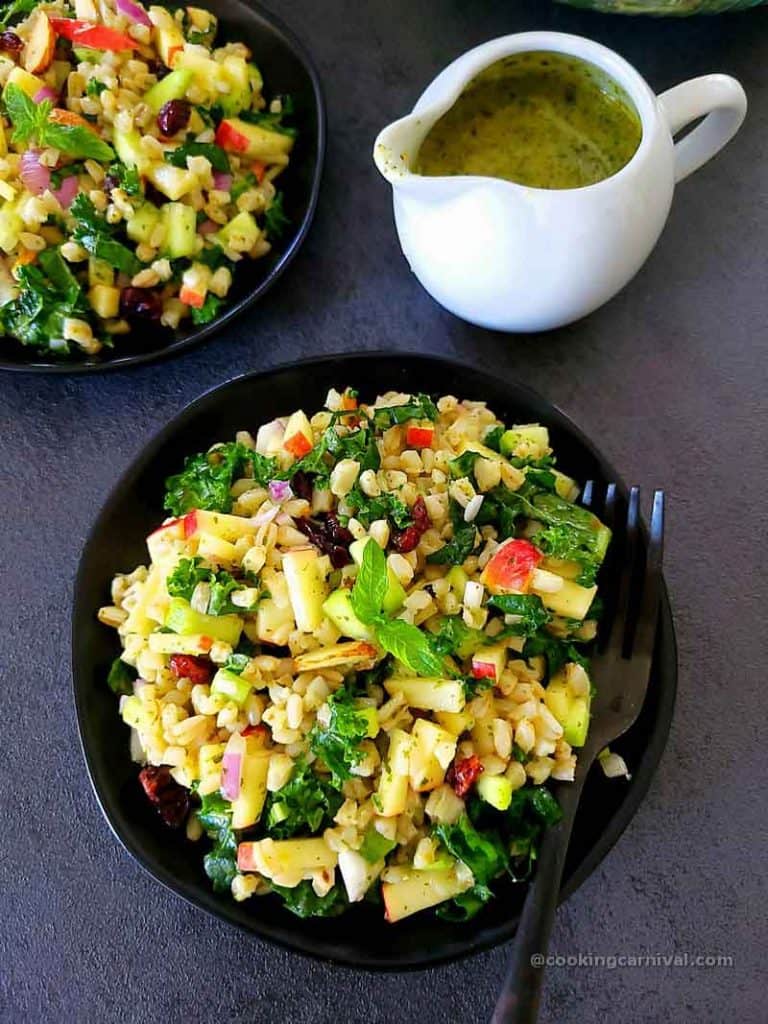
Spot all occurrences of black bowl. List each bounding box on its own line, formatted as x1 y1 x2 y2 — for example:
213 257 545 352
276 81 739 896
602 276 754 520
72 353 677 968
2 0 325 374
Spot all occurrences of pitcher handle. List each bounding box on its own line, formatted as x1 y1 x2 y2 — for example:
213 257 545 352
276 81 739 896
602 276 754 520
658 74 747 184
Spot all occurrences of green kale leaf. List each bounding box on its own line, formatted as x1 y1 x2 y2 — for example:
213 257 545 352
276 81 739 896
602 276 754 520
264 191 290 239
271 880 348 918
165 141 230 173
196 790 237 893
487 594 551 637
70 194 140 275
371 393 438 431
264 759 342 839
309 684 372 787
107 657 136 696
189 293 224 325
166 556 259 614
164 441 276 516
434 814 509 921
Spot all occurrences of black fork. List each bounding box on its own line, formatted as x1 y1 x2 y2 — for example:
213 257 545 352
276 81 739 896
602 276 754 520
491 484 665 1024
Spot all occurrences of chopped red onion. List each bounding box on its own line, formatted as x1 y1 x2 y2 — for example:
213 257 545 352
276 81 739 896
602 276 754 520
52 175 79 209
212 171 232 192
253 503 279 526
221 750 243 800
268 479 293 503
20 150 51 196
116 0 152 26
33 86 58 104
199 219 218 235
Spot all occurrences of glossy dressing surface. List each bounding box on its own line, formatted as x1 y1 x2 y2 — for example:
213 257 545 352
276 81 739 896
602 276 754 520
415 52 642 189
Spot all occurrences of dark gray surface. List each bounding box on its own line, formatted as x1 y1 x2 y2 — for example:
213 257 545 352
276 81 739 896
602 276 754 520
2 1 766 1021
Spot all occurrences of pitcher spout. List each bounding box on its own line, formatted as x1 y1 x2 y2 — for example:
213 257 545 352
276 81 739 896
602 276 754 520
373 112 433 184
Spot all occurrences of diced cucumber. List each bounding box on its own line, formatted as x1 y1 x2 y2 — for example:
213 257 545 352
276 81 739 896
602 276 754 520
217 56 251 116
359 825 396 863
126 202 161 245
73 46 103 62
160 202 197 258
322 588 372 641
500 424 550 460
88 257 113 287
164 596 243 646
349 538 406 613
216 210 260 254
545 673 590 747
211 668 252 706
477 775 513 810
143 68 194 113
114 127 149 173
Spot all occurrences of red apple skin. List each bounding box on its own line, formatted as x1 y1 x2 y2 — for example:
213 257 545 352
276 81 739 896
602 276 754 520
482 538 542 594
471 659 496 680
183 511 198 538
215 120 250 153
148 515 184 540
237 843 258 871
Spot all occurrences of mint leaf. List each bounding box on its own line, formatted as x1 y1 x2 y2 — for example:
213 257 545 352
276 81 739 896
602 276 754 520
375 618 445 677
43 120 115 161
4 83 42 143
350 540 387 625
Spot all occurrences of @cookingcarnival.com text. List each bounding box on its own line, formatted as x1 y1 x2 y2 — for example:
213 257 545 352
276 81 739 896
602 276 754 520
530 952 733 970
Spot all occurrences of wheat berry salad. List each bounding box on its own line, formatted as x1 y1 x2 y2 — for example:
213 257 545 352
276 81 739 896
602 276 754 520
98 389 613 923
0 0 295 357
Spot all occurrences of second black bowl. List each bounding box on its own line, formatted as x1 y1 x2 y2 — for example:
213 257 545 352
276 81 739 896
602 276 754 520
2 0 325 374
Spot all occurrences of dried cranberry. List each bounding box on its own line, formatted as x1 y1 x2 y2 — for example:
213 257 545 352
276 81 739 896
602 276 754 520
169 654 212 685
391 525 420 553
291 471 314 502
447 754 484 798
0 31 23 53
138 765 189 828
146 58 170 79
392 495 431 553
157 99 191 136
120 287 162 321
325 512 354 546
295 513 353 567
411 496 430 532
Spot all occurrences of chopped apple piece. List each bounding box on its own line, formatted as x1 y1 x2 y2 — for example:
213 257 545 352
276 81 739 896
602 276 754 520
481 537 542 595
237 837 337 886
148 632 213 656
282 410 313 458
382 866 472 923
409 719 456 792
282 546 328 632
231 743 270 829
181 509 258 543
470 642 507 682
535 577 597 621
147 163 197 201
376 728 411 817
383 677 465 713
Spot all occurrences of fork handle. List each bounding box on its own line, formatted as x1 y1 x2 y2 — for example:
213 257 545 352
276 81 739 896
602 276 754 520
491 771 587 1024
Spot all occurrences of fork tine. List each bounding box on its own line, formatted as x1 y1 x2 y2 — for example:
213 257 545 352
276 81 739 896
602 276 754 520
581 479 594 509
629 490 665 660
598 486 639 655
603 482 618 532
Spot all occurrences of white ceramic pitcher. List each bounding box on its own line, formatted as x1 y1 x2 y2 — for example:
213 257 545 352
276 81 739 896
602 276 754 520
373 32 747 332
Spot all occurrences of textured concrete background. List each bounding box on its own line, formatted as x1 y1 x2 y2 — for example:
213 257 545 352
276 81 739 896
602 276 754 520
2 1 767 1021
